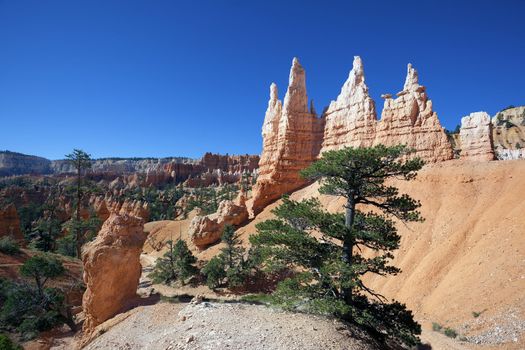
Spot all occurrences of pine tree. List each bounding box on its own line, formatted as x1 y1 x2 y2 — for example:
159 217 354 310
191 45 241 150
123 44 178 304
65 149 92 258
250 145 424 347
201 256 226 289
19 254 65 299
150 239 198 285
221 225 244 270
29 203 61 252
203 225 247 289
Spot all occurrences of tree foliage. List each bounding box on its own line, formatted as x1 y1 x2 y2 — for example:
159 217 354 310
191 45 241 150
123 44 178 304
65 149 92 258
28 203 61 252
0 255 73 339
201 256 226 289
57 208 101 257
19 254 65 298
0 237 20 256
202 225 249 289
150 239 198 285
250 145 424 347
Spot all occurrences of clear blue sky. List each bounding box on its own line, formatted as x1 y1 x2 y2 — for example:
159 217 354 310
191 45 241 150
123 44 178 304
0 0 523 159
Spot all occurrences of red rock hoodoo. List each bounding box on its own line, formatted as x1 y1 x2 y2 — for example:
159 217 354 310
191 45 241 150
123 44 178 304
81 213 146 334
251 57 455 215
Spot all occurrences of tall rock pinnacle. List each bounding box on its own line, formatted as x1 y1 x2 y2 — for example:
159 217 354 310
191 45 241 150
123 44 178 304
403 63 420 91
283 57 308 115
459 112 495 161
269 82 278 101
321 56 377 151
261 83 282 150
251 57 323 215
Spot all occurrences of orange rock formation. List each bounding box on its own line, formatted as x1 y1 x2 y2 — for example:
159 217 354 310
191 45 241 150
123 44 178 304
251 58 323 214
81 214 146 334
251 57 454 214
0 204 23 240
188 199 249 249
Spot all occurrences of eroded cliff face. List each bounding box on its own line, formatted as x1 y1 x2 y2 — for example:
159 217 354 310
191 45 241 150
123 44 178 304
251 57 454 214
251 58 324 214
0 153 259 186
322 60 453 162
0 151 52 177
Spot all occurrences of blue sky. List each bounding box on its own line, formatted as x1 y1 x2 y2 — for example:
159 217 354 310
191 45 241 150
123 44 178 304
0 0 523 159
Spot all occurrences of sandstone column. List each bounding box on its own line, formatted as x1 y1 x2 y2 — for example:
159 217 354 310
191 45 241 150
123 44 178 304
82 213 146 334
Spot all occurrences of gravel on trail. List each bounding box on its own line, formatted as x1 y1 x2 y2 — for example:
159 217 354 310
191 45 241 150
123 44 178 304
84 300 377 350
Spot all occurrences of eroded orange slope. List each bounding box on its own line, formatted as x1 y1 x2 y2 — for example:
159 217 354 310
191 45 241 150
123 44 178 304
245 160 525 327
145 159 525 332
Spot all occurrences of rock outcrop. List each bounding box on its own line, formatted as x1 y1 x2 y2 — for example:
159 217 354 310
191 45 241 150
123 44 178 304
82 214 146 334
322 56 377 150
251 57 454 214
189 200 249 249
459 112 495 161
200 153 259 173
492 106 525 160
0 204 23 240
321 60 453 161
375 64 454 162
251 58 323 214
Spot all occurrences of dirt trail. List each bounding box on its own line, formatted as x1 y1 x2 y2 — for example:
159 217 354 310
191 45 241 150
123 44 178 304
83 301 378 350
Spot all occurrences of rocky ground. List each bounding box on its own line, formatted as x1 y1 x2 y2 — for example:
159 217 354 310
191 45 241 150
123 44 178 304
82 300 378 350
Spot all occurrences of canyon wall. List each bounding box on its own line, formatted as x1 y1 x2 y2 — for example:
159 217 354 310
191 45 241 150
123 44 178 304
50 157 195 174
0 152 260 187
0 151 52 177
251 57 455 214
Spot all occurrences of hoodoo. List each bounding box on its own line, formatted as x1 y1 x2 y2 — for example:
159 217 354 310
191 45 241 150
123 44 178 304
251 58 323 215
251 57 455 215
81 214 146 335
321 56 377 151
375 63 454 162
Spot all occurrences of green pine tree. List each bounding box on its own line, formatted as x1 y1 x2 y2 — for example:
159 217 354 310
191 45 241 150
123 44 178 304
250 145 424 347
19 254 65 299
201 256 226 289
203 225 248 289
65 149 92 258
29 203 61 252
150 239 198 285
